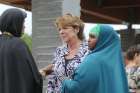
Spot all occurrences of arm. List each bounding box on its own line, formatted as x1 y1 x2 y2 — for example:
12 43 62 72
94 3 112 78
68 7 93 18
39 64 54 76
46 47 61 93
61 79 79 93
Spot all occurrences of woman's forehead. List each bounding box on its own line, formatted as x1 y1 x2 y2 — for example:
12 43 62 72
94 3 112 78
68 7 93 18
89 34 96 38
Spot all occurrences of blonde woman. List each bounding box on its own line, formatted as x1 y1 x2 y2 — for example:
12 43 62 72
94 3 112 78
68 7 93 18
40 14 88 93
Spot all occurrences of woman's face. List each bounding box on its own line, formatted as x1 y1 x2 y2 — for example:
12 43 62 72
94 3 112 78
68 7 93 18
58 26 78 42
88 35 97 50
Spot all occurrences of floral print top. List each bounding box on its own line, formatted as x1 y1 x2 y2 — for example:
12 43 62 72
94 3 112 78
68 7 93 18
126 66 140 93
47 41 88 93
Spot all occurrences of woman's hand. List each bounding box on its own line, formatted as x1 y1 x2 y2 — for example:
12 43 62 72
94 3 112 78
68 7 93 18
39 64 54 76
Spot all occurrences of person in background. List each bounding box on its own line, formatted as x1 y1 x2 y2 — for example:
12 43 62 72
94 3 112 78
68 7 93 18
0 8 42 93
125 45 140 93
40 14 88 93
61 24 129 93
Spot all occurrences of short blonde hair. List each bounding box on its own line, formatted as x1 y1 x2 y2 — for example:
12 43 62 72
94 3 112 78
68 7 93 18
55 14 84 40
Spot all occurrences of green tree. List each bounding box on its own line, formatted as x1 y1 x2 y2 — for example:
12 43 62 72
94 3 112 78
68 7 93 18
21 33 32 51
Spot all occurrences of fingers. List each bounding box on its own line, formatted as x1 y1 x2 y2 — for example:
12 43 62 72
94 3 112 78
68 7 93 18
39 69 46 77
39 64 54 77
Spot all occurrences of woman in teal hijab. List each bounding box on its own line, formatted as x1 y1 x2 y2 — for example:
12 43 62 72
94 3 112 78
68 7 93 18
61 24 129 93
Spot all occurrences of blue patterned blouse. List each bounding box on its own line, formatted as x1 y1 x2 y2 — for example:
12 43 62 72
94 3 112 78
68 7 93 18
47 41 88 93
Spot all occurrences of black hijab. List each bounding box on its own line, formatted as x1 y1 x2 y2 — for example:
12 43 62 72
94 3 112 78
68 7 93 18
0 8 26 37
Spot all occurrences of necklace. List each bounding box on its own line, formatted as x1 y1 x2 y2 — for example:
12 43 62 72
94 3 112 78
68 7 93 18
2 32 13 36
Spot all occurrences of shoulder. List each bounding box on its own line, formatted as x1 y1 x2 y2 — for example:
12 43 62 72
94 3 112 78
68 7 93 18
137 66 140 70
12 37 25 44
78 41 88 56
136 66 140 73
55 45 68 54
11 37 28 50
81 40 88 48
80 40 88 52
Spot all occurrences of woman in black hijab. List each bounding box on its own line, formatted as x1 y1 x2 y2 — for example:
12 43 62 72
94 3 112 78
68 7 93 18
0 8 42 93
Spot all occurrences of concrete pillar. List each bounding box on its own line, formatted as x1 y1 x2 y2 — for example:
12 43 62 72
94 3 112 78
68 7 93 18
62 0 81 16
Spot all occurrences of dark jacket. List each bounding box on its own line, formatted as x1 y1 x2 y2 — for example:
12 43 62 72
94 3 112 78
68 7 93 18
0 34 42 93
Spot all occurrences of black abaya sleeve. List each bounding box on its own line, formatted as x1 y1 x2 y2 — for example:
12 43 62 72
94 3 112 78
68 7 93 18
11 38 43 93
